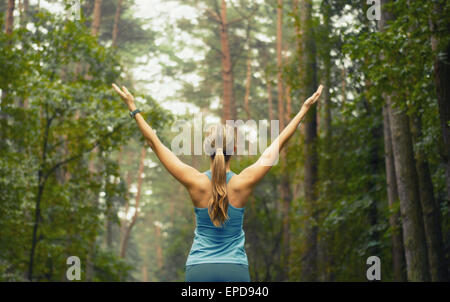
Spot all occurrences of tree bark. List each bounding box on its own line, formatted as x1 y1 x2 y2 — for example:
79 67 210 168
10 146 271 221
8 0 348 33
386 99 430 281
218 0 236 122
301 0 319 282
85 1 105 274
321 0 332 152
91 0 103 36
285 84 292 123
155 224 163 269
5 0 15 35
244 56 251 120
382 104 407 281
267 78 274 121
276 0 284 131
380 0 430 282
120 147 146 258
1 0 15 127
318 1 333 280
28 113 53 281
120 168 134 243
430 3 450 203
112 0 123 47
410 114 447 281
276 0 292 280
106 148 124 250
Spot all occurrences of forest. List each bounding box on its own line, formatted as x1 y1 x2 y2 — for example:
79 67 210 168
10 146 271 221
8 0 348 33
0 0 449 282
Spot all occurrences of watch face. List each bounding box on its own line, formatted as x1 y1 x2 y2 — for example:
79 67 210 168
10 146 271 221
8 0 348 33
130 110 139 118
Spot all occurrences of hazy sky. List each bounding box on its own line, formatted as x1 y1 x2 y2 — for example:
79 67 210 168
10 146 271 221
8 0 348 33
30 0 211 118
132 0 206 116
29 0 358 119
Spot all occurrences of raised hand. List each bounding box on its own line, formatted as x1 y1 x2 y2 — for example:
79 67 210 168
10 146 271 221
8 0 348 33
302 85 324 109
112 83 136 111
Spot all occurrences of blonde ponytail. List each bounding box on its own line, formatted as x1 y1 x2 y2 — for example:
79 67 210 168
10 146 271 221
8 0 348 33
209 147 229 227
204 124 235 227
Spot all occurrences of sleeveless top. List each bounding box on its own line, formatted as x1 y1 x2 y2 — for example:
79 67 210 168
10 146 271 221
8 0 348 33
185 170 249 266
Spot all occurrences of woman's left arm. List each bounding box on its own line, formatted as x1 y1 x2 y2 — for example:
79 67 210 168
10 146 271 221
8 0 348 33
112 84 203 189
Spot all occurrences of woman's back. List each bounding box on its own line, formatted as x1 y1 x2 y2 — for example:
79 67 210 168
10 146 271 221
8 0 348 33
185 171 248 266
112 83 323 282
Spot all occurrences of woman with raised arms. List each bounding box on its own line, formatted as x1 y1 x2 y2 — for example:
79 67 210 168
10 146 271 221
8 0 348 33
112 83 323 282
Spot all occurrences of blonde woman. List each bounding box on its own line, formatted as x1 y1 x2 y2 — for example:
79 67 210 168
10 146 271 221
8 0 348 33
112 83 323 282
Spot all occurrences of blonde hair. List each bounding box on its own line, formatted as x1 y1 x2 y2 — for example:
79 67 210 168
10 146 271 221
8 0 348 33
204 124 235 227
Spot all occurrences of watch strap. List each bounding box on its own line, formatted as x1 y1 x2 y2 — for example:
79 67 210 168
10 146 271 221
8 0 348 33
129 109 141 119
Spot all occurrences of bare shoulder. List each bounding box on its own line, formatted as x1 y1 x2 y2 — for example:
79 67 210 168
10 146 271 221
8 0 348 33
189 172 210 192
228 172 254 191
187 172 211 204
227 173 253 207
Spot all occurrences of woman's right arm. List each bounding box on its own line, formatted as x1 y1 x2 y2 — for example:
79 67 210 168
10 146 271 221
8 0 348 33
234 85 323 190
112 84 204 190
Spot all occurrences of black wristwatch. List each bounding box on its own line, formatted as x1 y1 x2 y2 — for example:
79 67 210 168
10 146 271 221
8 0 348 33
129 109 141 119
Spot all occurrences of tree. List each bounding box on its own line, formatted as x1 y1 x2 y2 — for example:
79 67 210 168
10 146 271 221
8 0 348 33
380 0 430 281
430 1 450 203
112 0 123 47
208 0 236 122
382 105 406 281
120 147 146 258
5 0 14 35
276 0 284 130
411 113 447 281
91 0 103 36
300 0 319 282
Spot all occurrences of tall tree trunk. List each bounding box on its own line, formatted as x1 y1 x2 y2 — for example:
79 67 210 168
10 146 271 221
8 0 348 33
218 0 236 122
276 0 284 130
386 98 430 281
155 224 163 269
430 3 450 203
85 0 102 208
85 146 104 281
276 0 292 280
380 0 430 282
85 1 105 276
91 0 103 36
120 147 146 258
322 0 332 153
105 0 124 248
1 0 15 120
106 148 124 250
19 0 29 108
28 114 52 281
280 174 291 280
5 0 15 35
18 0 28 27
410 114 448 281
120 168 134 244
382 104 407 281
301 0 318 282
285 84 292 122
244 56 251 120
267 78 274 121
318 0 333 281
112 0 123 47
282 43 292 124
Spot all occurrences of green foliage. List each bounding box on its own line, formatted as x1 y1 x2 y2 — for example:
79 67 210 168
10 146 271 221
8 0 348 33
0 6 169 281
1 0 448 282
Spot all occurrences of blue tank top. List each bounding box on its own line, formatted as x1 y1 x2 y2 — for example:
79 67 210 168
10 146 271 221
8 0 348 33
185 170 249 266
